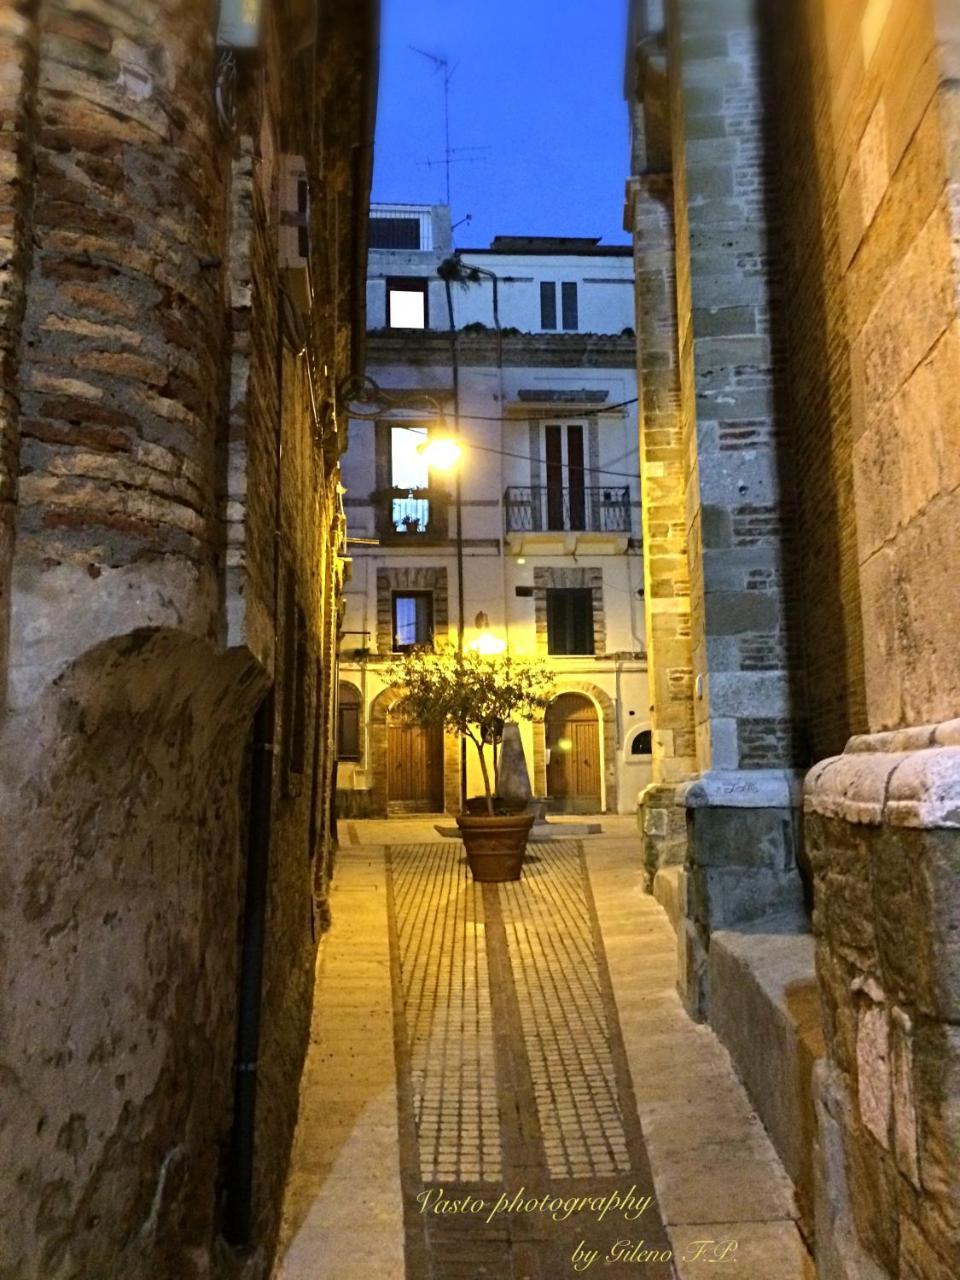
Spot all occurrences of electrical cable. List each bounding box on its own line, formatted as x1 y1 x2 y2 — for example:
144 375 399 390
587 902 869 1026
348 397 643 479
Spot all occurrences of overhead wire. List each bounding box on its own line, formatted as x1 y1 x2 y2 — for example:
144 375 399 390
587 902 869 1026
368 396 643 480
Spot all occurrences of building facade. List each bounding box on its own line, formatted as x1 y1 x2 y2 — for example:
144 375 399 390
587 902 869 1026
337 204 649 816
0 3 376 1278
626 1 960 1276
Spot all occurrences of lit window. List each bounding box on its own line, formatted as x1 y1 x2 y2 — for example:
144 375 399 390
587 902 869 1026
390 425 430 532
392 591 434 651
387 277 428 328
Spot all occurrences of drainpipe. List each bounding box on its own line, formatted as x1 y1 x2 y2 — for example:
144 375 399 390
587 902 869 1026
441 270 467 806
224 281 285 1247
223 688 276 1248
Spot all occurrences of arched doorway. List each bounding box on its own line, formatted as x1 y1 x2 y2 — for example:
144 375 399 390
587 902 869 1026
545 693 602 813
387 714 444 813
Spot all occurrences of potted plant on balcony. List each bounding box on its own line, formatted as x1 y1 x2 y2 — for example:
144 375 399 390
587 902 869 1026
388 646 550 881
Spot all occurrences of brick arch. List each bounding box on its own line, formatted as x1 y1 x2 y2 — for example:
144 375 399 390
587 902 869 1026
368 684 459 816
534 681 618 814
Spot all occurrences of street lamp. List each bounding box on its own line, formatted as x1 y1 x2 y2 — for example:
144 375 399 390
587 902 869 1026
417 436 462 470
470 611 507 656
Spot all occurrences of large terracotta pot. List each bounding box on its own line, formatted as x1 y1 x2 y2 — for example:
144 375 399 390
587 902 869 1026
456 812 536 882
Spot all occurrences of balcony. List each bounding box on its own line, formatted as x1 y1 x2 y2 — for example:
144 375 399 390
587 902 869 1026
504 485 632 555
504 486 631 533
373 487 450 542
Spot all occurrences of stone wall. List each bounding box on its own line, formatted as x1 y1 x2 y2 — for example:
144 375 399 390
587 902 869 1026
815 0 959 732
807 731 960 1279
0 2 375 1277
667 0 805 777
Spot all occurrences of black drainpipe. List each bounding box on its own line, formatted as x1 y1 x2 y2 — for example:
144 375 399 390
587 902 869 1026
224 278 286 1248
223 686 276 1248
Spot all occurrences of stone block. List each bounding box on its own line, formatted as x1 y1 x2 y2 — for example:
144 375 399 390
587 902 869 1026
709 927 823 1236
704 589 781 634
689 803 796 869
692 865 806 931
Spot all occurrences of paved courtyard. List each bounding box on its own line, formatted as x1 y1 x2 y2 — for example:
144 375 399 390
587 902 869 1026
274 819 814 1280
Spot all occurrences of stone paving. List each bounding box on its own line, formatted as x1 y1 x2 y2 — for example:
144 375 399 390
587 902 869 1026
275 819 815 1280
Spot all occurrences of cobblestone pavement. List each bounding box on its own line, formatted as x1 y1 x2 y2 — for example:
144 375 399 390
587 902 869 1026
276 824 813 1280
389 840 672 1278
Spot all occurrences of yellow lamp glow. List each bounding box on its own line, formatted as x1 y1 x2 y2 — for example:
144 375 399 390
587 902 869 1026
469 610 507 656
417 436 462 470
471 631 507 656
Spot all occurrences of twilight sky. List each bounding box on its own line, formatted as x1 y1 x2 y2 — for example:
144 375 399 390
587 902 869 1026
371 0 632 250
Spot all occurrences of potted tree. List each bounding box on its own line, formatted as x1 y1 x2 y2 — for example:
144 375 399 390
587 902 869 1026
388 646 550 881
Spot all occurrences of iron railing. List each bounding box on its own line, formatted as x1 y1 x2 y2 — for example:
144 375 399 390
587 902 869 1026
373 488 449 540
504 486 631 534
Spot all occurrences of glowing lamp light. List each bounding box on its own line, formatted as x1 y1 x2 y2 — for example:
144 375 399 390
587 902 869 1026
417 436 462 470
469 610 507 656
556 737 573 752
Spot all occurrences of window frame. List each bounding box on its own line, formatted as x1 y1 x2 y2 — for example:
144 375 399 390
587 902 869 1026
386 276 429 329
337 685 363 762
545 587 595 656
391 589 435 653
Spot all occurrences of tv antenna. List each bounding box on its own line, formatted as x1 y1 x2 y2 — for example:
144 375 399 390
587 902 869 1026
410 46 488 208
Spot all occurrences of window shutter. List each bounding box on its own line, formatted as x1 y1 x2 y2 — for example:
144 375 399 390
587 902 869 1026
561 282 578 330
540 281 557 330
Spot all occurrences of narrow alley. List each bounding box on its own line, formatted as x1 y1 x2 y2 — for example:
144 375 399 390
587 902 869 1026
275 819 812 1280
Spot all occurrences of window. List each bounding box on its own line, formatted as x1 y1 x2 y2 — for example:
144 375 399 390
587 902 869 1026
546 588 594 655
544 423 585 530
539 281 578 332
369 216 421 249
390 424 430 532
540 281 557 330
296 175 309 259
337 683 362 761
387 277 428 328
392 591 434 651
561 281 578 330
631 729 653 756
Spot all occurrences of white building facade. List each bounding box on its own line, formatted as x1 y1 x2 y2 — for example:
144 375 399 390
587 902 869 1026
337 204 650 816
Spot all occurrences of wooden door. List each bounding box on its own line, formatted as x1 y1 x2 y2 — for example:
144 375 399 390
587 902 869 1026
546 694 601 813
388 721 443 812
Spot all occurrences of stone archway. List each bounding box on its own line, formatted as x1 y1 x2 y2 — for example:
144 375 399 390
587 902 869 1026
533 681 618 814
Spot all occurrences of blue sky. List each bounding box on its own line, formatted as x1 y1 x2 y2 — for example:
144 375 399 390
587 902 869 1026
372 0 632 249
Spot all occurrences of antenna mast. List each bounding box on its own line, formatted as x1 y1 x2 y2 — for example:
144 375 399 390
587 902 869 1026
410 46 457 205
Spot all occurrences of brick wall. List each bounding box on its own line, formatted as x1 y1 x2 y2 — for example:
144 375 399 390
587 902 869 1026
766 1 870 760
0 2 375 1277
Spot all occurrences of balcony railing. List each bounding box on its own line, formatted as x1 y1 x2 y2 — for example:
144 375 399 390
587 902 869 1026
504 486 631 534
373 487 450 540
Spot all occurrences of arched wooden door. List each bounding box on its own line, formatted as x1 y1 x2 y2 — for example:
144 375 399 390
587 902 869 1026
387 719 444 813
546 693 601 813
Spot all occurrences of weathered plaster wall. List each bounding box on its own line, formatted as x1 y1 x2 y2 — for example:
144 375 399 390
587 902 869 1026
0 632 264 1280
